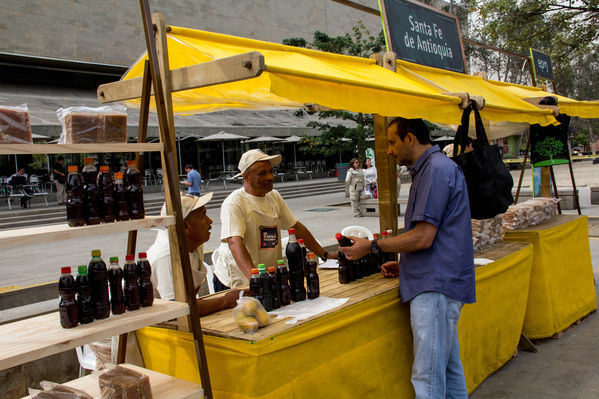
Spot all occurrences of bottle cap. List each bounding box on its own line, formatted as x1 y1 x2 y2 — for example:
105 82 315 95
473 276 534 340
298 238 304 244
386 229 393 235
288 228 295 234
382 231 388 237
61 266 71 274
91 249 101 257
77 265 88 275
99 165 109 172
251 268 259 274
258 264 266 272
84 157 94 165
268 266 276 273
114 172 123 179
126 254 135 261
109 257 118 263
277 259 285 265
335 232 342 240
67 165 78 172
138 252 147 259
373 233 380 238
127 160 137 167
307 252 315 259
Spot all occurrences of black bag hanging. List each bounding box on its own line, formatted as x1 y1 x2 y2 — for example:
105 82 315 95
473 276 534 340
451 101 514 219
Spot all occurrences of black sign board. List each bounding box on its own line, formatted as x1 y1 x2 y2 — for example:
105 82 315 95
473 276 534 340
530 48 553 80
379 0 467 73
530 114 570 167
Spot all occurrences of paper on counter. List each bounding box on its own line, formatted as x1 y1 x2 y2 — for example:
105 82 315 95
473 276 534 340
474 258 494 266
269 296 349 324
318 258 339 269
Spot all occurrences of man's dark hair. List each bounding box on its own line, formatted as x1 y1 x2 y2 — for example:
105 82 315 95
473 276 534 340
57 156 64 162
185 164 194 170
388 117 431 144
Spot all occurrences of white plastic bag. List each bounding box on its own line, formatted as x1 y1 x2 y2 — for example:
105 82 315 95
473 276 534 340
57 104 127 144
232 291 269 333
0 104 32 144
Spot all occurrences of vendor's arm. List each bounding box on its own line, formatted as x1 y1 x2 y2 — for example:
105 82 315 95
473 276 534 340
293 221 338 260
340 221 437 260
227 236 254 279
195 289 244 317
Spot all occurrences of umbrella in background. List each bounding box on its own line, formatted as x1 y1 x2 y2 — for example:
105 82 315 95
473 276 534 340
197 131 246 171
432 135 454 142
244 135 282 143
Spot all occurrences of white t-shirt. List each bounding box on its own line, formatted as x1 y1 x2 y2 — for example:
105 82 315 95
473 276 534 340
146 229 208 300
363 167 377 184
215 187 297 288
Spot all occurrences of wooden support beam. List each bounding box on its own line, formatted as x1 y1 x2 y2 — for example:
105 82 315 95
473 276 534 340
97 51 265 103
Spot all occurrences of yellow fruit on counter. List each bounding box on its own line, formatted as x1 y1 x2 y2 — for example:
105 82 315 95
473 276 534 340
241 300 259 316
255 308 270 327
236 315 259 333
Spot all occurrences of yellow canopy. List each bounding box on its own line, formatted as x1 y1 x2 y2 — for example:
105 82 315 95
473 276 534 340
122 26 557 126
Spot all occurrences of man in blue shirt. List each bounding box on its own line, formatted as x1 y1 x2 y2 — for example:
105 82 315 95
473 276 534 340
341 117 475 399
183 164 202 197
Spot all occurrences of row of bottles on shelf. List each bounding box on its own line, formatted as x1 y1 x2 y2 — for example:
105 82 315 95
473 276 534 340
67 158 145 227
336 230 397 284
58 250 154 328
250 228 320 311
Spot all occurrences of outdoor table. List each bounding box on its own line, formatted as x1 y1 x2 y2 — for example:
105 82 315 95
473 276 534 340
503 214 596 339
135 241 533 398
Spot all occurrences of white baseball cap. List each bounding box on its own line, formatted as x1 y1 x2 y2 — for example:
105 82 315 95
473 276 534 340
160 192 213 219
233 149 282 178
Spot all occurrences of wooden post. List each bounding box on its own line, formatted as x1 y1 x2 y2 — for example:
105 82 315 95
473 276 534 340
371 52 398 235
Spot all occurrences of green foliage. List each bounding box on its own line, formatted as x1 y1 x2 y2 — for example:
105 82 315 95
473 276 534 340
573 130 591 148
536 136 564 159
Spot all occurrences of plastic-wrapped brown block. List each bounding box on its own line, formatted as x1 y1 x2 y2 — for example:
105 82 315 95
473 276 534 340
32 383 93 398
99 365 153 399
64 113 102 144
103 114 127 143
0 106 32 144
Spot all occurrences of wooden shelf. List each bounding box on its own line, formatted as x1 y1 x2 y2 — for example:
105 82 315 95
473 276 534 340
0 143 163 155
22 363 203 399
0 215 174 249
0 299 189 371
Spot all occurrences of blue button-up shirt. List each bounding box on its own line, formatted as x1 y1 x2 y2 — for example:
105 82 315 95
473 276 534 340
399 145 475 304
187 169 202 195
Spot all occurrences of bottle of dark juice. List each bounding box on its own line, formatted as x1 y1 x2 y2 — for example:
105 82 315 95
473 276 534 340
285 228 306 302
108 257 126 315
258 264 273 311
75 265 94 324
98 166 115 223
277 259 291 306
113 172 129 221
137 252 154 307
82 158 102 225
66 165 85 227
336 233 354 284
59 267 78 328
268 266 281 309
88 249 110 319
306 252 320 299
123 255 141 311
298 238 307 275
249 268 263 305
126 161 145 220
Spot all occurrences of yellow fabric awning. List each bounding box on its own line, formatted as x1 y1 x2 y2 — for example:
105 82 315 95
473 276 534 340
122 26 558 126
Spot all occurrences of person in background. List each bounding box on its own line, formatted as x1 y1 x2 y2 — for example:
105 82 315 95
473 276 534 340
341 117 475 399
53 156 67 205
182 164 202 197
8 168 32 208
345 158 369 217
362 157 377 199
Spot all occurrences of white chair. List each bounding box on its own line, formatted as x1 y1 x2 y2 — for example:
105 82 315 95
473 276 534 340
210 247 220 268
341 225 374 240
75 345 97 377
203 261 215 295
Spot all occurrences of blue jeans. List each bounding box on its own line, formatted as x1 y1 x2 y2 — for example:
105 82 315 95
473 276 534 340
410 292 468 399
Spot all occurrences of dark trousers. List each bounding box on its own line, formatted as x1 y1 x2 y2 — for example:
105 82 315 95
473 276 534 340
213 275 230 293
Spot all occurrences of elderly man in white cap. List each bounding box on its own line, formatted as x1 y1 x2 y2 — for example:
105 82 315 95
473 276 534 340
213 149 336 291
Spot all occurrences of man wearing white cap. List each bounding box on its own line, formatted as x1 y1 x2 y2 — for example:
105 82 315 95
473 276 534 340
213 149 336 291
147 192 214 299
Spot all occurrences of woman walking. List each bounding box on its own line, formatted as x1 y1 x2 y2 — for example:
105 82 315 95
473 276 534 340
345 158 369 217
362 157 377 199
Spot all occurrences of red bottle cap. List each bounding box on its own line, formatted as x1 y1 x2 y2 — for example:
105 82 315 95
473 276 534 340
61 267 71 274
84 157 94 165
298 238 304 244
126 254 135 261
268 266 276 273
114 172 123 179
67 165 78 173
251 268 259 274
335 233 342 240
307 252 315 259
382 231 388 237
288 228 295 234
373 233 380 238
138 252 147 258
127 160 137 167
99 165 109 172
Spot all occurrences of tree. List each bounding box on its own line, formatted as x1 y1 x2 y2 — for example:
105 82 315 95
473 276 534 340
536 136 564 160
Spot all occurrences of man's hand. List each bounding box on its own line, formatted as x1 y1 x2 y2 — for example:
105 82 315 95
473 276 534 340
327 251 338 260
381 261 399 278
340 236 371 260
222 289 246 309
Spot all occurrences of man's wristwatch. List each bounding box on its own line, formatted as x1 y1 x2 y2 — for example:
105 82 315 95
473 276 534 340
320 251 328 262
370 238 381 255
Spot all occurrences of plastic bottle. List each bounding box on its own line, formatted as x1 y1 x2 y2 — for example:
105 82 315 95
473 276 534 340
268 267 281 309
75 265 94 324
335 233 354 284
372 233 382 273
285 228 306 302
88 249 110 319
137 252 154 307
82 158 102 225
123 255 141 311
107 257 126 315
66 165 85 227
126 160 145 220
306 252 320 300
298 238 308 275
98 166 116 223
249 268 263 305
258 264 274 311
113 172 129 221
58 267 78 328
385 229 397 263
277 259 291 306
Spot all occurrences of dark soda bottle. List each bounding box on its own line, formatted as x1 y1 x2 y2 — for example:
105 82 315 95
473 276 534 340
385 229 397 263
88 249 110 319
258 264 273 311
372 233 382 273
268 266 281 309
98 166 116 223
82 157 102 225
113 172 129 221
335 233 354 284
249 268 263 305
277 259 291 306
306 252 320 299
108 257 126 315
66 165 85 227
298 238 308 275
59 267 78 328
285 228 306 302
137 252 154 307
126 161 145 220
75 265 94 324
123 255 141 311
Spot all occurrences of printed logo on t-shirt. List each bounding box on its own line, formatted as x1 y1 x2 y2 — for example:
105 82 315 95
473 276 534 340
259 225 278 249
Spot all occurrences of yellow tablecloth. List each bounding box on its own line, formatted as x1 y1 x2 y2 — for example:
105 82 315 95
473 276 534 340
503 215 597 339
136 243 533 398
